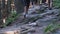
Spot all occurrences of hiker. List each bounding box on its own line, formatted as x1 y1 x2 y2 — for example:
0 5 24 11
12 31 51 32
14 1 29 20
29 0 39 8
14 0 30 18
42 0 53 10
23 0 30 18
23 0 39 18
29 0 40 8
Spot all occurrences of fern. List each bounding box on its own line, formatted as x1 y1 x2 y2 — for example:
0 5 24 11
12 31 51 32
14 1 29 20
44 23 60 34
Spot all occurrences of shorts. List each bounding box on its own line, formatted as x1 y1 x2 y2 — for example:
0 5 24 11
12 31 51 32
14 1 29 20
30 0 34 2
30 0 37 4
30 0 37 2
23 0 30 7
42 0 46 3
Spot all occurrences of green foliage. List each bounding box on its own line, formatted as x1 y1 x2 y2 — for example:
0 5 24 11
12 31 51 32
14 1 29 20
44 23 60 34
44 17 60 34
3 10 17 27
44 24 54 33
53 0 60 8
44 1 60 33
11 10 17 17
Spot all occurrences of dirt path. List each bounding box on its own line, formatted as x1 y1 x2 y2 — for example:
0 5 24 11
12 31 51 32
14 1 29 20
0 4 60 34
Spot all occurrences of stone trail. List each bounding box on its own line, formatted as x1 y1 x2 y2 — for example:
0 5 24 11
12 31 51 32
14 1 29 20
0 4 60 34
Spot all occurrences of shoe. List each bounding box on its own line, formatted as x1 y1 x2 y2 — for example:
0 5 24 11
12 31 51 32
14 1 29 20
24 13 28 18
23 13 28 18
24 14 26 18
23 12 26 18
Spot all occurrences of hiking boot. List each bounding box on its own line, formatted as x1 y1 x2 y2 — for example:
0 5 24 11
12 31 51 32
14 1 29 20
23 11 28 18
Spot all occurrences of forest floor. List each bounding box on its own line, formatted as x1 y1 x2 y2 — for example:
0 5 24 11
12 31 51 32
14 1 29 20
0 4 60 34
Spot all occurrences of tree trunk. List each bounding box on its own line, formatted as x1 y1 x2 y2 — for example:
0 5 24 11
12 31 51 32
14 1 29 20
7 0 11 14
0 0 1 19
0 0 2 26
0 0 5 27
14 0 24 14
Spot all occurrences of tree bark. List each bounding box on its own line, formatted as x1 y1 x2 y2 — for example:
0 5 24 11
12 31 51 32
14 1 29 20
7 0 11 14
14 0 24 14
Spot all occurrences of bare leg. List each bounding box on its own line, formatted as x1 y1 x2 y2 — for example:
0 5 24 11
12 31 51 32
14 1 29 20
24 6 29 18
48 0 53 10
29 2 33 8
23 0 30 18
24 6 27 18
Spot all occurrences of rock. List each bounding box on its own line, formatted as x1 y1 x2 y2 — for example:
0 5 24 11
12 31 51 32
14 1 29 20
21 28 35 34
26 9 58 18
28 22 37 26
28 10 36 15
27 32 31 34
53 30 60 34
55 31 60 34
34 5 40 10
0 30 21 34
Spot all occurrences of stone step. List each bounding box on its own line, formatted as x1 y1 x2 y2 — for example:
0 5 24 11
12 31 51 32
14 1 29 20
0 25 35 34
25 9 59 18
0 28 21 34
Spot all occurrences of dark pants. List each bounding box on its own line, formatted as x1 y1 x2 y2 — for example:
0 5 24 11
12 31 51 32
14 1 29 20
23 0 30 8
14 0 30 14
42 0 46 3
30 0 37 4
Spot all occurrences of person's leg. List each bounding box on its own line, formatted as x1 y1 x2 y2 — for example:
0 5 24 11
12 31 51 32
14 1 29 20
24 0 30 18
29 0 34 8
29 0 32 4
46 0 48 4
26 0 30 13
42 0 46 3
23 0 27 17
48 0 53 10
